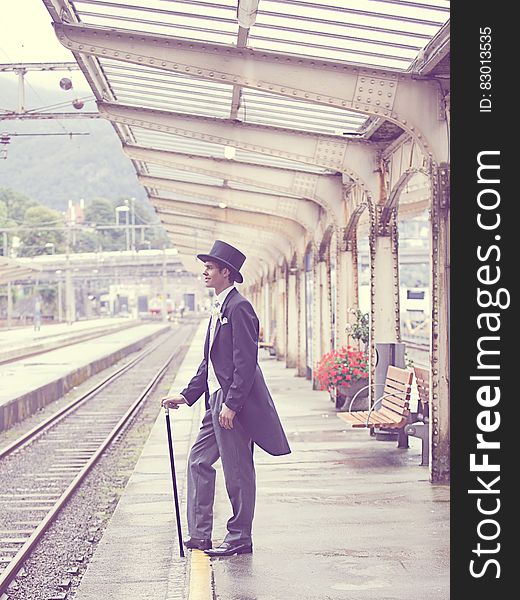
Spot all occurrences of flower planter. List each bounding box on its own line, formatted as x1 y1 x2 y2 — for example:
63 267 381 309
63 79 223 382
335 379 369 411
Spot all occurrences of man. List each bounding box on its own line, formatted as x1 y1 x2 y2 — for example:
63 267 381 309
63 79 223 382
161 240 290 557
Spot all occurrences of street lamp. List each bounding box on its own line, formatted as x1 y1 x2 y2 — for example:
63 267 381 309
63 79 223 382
115 204 130 251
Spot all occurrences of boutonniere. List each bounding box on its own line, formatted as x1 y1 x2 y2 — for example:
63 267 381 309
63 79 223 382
210 304 228 325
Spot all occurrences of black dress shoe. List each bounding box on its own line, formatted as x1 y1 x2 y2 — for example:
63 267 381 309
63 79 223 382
204 541 253 556
184 537 212 550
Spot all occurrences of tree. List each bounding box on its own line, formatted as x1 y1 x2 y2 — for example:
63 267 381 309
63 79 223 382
19 205 66 256
0 188 38 223
84 197 125 251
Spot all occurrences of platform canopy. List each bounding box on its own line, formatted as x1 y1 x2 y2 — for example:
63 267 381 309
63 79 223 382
42 0 450 281
0 257 42 285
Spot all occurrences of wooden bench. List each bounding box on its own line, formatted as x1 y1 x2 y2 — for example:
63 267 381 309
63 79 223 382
404 366 430 466
259 334 276 356
337 365 414 447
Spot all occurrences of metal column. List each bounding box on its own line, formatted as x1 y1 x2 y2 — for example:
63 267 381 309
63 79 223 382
275 266 286 360
337 235 359 348
430 164 450 483
286 269 298 368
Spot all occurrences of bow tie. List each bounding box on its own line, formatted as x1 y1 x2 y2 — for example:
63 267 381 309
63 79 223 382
210 300 221 317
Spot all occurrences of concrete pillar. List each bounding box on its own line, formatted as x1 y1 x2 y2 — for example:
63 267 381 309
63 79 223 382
286 269 298 368
7 281 13 329
65 265 75 324
85 283 93 319
430 164 450 483
57 279 63 323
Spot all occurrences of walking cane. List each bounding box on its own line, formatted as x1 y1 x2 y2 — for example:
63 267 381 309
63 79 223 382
164 407 185 558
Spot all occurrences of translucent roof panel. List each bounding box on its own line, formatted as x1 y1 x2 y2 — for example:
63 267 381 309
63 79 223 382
252 0 450 70
73 1 449 71
74 0 239 44
239 89 367 135
99 59 234 119
65 0 451 144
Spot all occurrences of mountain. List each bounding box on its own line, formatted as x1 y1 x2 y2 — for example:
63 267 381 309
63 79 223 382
0 77 147 210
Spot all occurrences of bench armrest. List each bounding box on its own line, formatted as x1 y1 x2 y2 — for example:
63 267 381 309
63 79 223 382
347 383 386 413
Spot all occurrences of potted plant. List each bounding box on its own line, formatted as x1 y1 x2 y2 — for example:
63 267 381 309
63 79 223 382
314 346 369 410
345 309 369 350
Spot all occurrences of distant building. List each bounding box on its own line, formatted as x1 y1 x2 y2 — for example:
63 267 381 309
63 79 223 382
66 199 85 224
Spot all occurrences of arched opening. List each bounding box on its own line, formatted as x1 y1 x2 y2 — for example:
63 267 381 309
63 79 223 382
394 171 431 368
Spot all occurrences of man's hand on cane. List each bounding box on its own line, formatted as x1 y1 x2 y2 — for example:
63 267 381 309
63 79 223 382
161 394 187 410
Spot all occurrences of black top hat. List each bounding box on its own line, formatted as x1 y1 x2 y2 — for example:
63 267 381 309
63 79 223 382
197 240 246 283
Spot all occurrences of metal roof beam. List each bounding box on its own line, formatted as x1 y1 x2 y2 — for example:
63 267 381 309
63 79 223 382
170 240 263 282
54 22 448 161
138 175 321 232
161 220 285 261
124 144 344 218
164 229 277 271
158 212 289 251
98 103 378 198
154 207 297 251
150 196 303 242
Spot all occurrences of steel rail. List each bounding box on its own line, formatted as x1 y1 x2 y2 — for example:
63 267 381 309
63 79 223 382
0 332 182 594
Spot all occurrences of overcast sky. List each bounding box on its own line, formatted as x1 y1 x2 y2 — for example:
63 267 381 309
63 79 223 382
1 0 90 93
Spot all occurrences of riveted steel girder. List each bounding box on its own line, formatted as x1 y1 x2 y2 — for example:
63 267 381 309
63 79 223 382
53 22 448 162
124 144 345 219
98 103 379 198
139 175 320 231
150 196 303 244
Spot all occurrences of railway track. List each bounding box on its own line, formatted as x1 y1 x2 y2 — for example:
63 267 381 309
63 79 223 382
0 323 196 595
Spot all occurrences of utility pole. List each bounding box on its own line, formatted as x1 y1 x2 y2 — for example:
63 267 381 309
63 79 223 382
161 245 168 322
17 67 27 113
130 197 136 252
57 276 63 323
7 281 13 329
65 222 75 324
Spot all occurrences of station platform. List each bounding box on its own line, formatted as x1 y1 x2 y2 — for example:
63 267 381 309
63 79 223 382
0 321 170 432
0 317 141 364
72 320 449 600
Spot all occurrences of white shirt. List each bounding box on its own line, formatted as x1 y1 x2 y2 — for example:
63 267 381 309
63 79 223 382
207 285 235 396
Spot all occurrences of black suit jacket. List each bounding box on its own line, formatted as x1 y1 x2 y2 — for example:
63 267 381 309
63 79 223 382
181 287 291 456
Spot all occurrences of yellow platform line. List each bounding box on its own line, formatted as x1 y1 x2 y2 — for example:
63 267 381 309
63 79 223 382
188 549 212 600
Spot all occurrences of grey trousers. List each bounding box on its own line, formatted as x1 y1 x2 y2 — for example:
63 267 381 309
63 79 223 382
187 389 256 544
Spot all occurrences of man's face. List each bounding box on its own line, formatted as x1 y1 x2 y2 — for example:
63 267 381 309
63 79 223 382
203 261 229 290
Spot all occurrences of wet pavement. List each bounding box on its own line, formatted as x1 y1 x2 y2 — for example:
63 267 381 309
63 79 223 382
71 321 450 600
